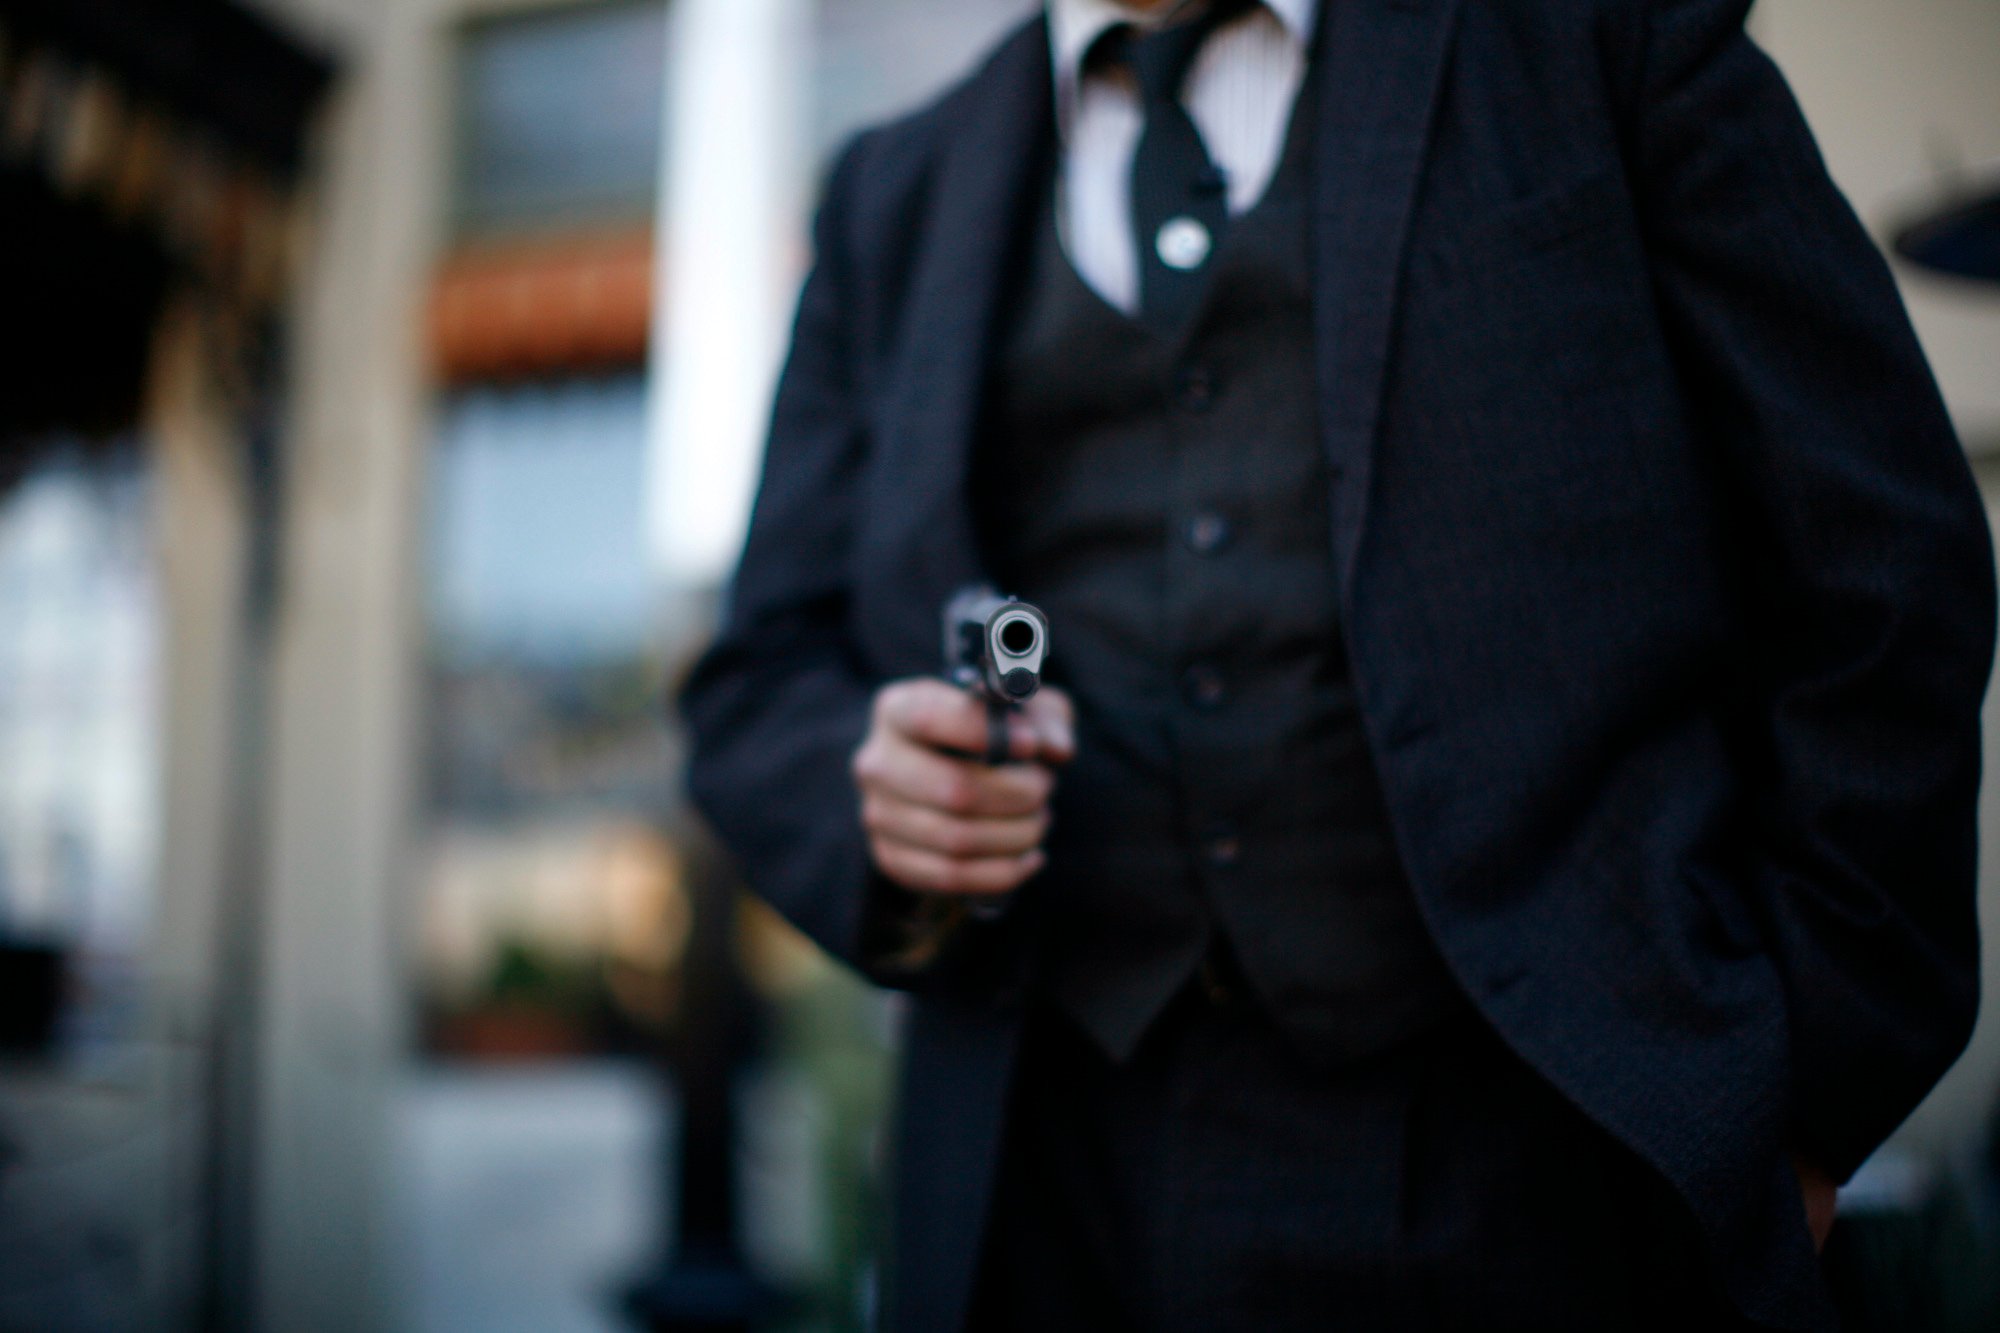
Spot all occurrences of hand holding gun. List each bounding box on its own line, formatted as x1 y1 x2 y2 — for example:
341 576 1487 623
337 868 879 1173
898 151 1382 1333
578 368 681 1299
850 588 1069 964
941 588 1051 919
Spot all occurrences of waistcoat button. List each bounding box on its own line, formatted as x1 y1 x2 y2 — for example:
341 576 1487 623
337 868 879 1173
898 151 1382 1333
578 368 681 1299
1173 365 1218 412
1183 663 1228 709
1186 511 1233 555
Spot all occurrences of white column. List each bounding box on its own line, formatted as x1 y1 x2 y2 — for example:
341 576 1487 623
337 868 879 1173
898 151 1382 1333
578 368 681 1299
146 295 250 1327
248 0 444 1326
645 0 813 592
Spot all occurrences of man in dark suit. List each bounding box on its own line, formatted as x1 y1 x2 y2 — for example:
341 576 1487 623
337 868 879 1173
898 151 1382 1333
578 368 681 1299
681 0 1995 1328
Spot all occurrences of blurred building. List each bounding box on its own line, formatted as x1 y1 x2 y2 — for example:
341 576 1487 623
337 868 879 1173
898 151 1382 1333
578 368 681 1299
0 6 331 1331
0 2 1996 1332
0 1 1027 1330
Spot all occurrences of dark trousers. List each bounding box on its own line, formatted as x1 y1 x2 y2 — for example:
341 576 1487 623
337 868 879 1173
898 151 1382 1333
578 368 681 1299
967 985 1763 1332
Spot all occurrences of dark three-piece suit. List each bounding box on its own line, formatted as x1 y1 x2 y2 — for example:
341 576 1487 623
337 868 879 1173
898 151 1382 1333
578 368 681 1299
681 1 1996 1329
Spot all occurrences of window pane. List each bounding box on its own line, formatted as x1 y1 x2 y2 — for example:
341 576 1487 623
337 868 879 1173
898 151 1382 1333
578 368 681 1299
454 1 670 236
429 376 656 670
0 446 157 1051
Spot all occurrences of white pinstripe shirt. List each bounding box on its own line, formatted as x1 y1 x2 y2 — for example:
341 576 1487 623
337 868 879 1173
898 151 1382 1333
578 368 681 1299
1048 0 1320 313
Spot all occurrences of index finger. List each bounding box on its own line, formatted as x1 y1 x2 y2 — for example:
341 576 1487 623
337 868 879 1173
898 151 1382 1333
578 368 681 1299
1021 687 1076 765
875 678 1042 762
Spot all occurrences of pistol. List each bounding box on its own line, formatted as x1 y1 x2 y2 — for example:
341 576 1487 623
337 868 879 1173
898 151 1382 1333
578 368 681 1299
943 586 1051 764
930 587 1051 927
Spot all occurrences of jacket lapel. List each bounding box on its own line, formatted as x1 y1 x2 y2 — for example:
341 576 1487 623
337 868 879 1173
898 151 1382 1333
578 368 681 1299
1310 0 1464 599
868 18 1054 665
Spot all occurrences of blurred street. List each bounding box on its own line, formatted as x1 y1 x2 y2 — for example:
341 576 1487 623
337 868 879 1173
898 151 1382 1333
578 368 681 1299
397 1064 661 1333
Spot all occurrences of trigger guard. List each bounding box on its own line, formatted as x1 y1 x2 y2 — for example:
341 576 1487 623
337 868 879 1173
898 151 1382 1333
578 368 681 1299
984 701 1012 766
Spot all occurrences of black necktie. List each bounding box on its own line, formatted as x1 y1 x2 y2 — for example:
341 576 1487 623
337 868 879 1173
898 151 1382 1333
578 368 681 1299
1098 0 1253 329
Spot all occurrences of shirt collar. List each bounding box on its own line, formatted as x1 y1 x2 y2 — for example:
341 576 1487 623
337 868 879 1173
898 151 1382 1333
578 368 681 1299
1048 0 1318 129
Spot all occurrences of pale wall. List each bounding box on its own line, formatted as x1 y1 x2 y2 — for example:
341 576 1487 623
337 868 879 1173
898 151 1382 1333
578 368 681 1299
1757 0 2000 450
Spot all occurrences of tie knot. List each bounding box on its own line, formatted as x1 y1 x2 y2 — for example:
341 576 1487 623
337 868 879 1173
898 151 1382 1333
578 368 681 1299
1095 0 1254 105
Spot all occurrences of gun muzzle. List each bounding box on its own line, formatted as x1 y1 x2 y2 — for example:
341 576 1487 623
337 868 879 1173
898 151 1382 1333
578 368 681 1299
987 604 1048 701
944 587 1050 707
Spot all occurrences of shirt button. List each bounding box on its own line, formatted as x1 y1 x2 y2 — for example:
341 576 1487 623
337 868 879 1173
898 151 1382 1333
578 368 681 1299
1173 365 1218 413
1186 512 1233 556
1183 663 1228 710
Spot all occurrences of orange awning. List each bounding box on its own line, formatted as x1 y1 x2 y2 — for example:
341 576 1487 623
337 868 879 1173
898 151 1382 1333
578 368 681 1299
429 229 655 383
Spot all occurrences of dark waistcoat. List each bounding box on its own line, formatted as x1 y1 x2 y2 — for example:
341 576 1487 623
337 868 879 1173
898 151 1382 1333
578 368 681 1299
973 83 1464 1065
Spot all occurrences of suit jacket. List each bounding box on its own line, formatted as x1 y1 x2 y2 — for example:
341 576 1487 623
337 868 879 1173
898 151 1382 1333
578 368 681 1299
681 2 1996 1328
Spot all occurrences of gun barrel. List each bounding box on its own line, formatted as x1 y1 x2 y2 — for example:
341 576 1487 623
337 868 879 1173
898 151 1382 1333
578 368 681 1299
942 587 1050 706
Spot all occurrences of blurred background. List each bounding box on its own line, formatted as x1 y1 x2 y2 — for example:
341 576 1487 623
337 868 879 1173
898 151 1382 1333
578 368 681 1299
0 1 1994 1330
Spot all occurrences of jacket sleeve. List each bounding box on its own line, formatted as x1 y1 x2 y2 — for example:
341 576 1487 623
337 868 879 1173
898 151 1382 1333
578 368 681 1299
1632 0 1996 1180
678 136 892 975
